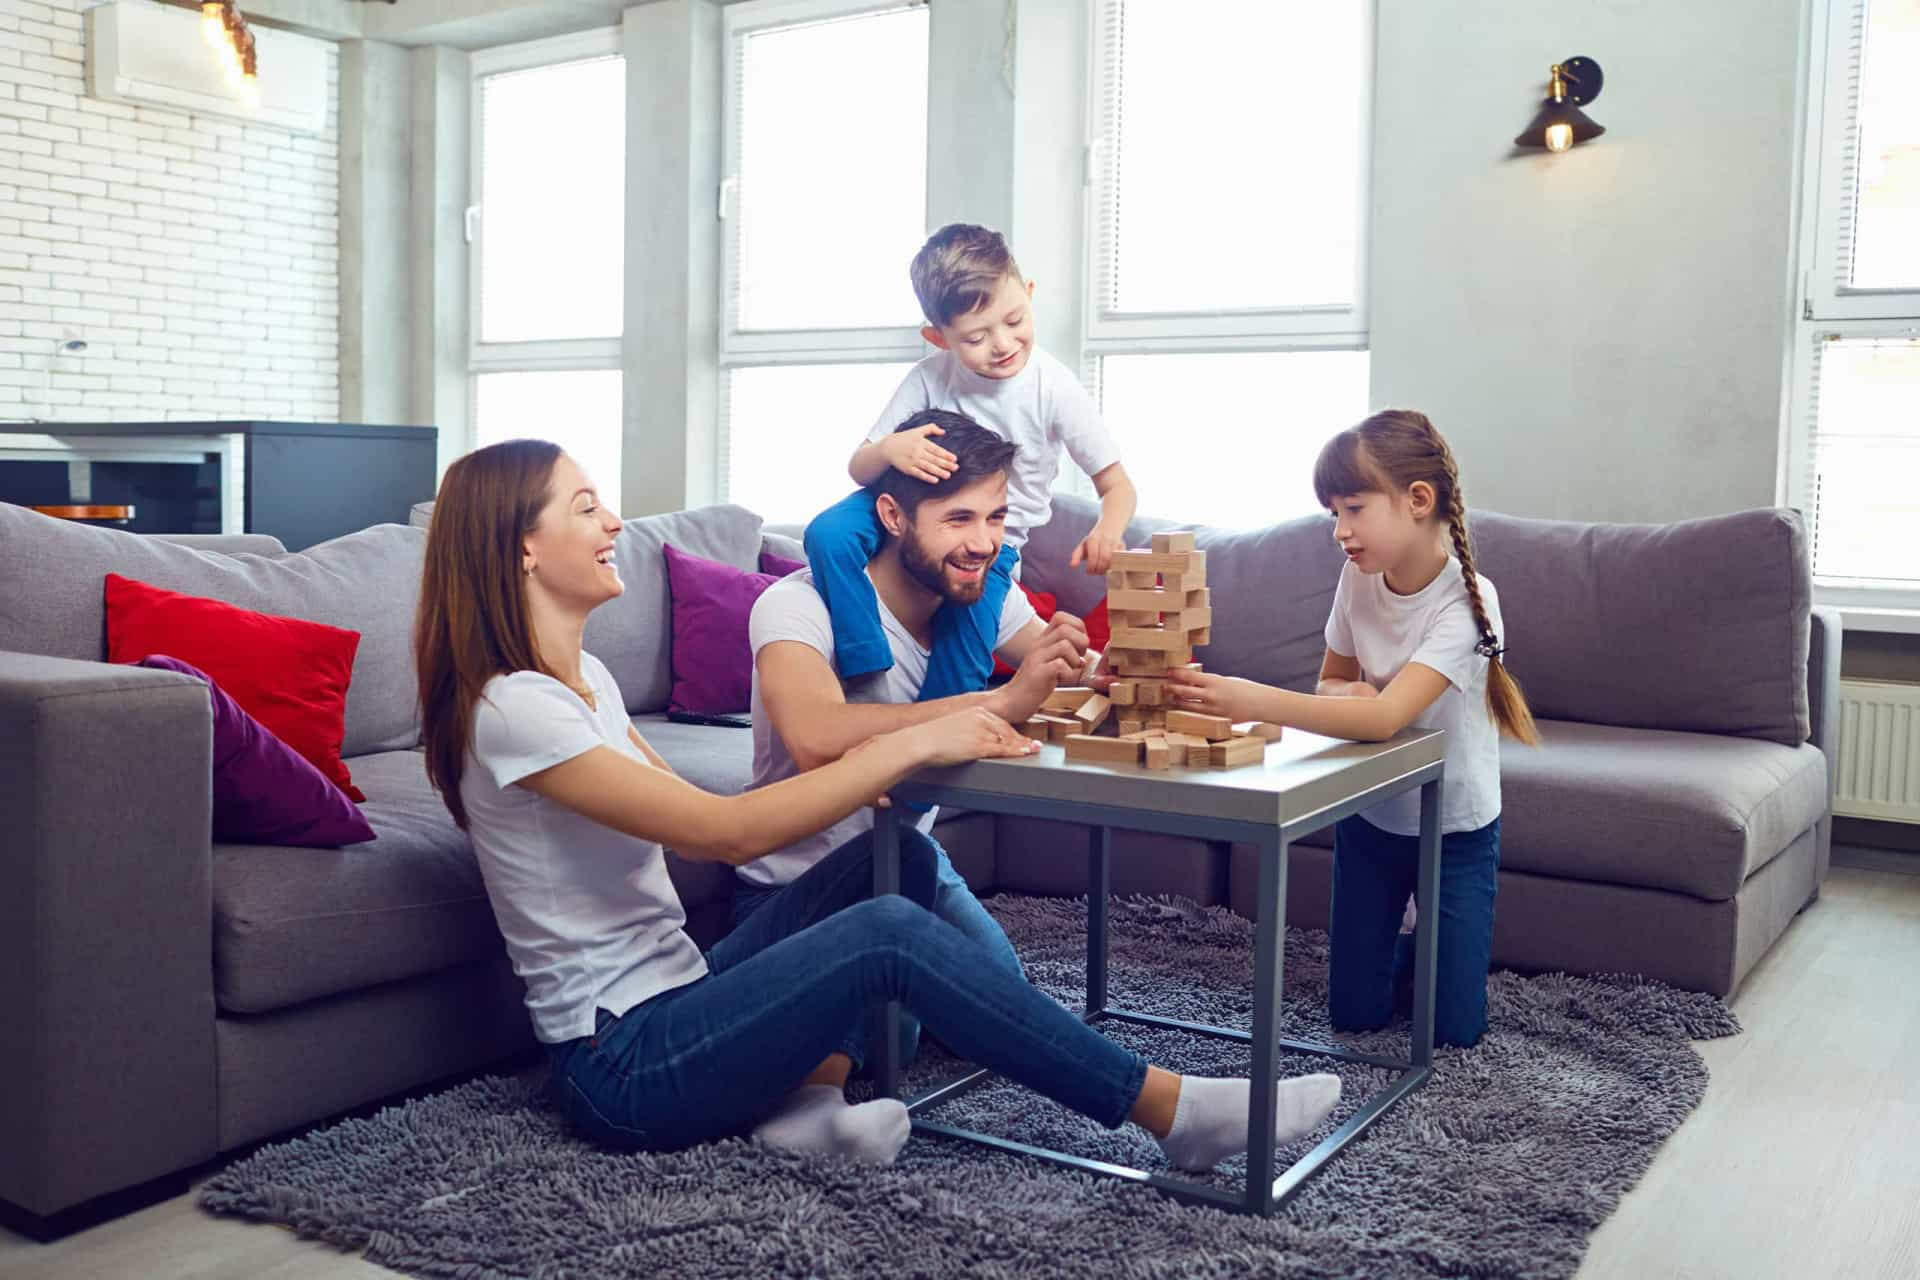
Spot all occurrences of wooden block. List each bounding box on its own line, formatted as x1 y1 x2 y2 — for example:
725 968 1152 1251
1116 718 1145 736
1107 568 1129 589
1073 693 1111 733
1143 739 1171 770
1107 680 1136 706
1163 607 1212 632
1118 729 1155 742
1020 719 1049 739
1126 571 1159 589
1042 686 1095 712
1210 736 1267 768
1166 709 1234 740
1188 627 1211 646
1131 678 1166 707
1234 721 1286 741
1157 563 1208 591
1150 531 1197 555
1112 549 1206 575
1141 707 1168 724
1110 624 1193 653
1063 734 1143 766
1106 586 1211 613
1161 736 1187 766
1032 714 1079 740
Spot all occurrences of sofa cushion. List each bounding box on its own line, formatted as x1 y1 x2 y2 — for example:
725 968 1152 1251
1022 494 1345 692
1470 509 1811 747
1498 719 1829 901
0 504 426 757
212 750 497 1014
584 506 768 714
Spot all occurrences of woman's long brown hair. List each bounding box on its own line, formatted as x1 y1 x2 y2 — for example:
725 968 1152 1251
415 439 564 829
1313 410 1539 745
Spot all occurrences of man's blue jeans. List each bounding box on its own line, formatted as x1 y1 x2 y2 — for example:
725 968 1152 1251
1328 814 1501 1049
545 829 1146 1152
730 836 1026 1065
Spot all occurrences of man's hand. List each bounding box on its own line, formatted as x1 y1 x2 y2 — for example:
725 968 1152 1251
988 623 1086 724
1166 668 1262 722
880 425 958 484
1068 525 1126 576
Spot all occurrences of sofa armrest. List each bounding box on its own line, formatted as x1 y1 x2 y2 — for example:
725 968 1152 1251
0 653 218 1219
1807 608 1842 802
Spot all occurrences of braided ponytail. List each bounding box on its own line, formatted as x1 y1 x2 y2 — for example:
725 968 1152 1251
1315 410 1539 745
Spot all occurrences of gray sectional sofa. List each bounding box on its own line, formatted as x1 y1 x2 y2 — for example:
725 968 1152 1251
0 494 1835 1236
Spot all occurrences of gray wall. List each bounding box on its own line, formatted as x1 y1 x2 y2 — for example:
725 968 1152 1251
1366 0 1805 523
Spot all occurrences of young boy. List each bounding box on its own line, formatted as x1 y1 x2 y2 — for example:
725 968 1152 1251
803 223 1137 701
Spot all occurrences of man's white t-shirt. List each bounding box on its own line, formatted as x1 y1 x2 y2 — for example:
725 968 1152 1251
867 345 1121 548
462 653 708 1044
1324 557 1504 838
741 566 1037 887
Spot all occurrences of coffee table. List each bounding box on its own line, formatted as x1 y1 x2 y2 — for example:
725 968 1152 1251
870 727 1446 1216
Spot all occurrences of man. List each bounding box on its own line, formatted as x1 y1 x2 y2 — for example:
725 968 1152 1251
737 408 1093 1000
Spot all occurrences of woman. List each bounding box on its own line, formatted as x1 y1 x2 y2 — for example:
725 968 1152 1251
415 439 1341 1169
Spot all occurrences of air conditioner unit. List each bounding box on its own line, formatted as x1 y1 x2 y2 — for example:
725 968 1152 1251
86 0 329 136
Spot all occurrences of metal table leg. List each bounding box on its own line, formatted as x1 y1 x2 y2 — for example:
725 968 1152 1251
1243 826 1287 1212
1410 776 1442 1070
1087 826 1111 1017
872 804 903 1099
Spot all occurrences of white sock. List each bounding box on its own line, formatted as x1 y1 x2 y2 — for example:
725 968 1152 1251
752 1084 911 1166
1154 1074 1343 1172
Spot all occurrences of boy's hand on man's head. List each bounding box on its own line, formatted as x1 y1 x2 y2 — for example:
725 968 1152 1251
1068 525 1126 576
881 425 960 485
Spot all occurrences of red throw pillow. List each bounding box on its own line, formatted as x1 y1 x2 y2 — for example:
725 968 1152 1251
992 582 1060 679
105 574 365 802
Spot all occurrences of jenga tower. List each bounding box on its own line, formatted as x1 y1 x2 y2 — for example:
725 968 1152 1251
1101 532 1210 736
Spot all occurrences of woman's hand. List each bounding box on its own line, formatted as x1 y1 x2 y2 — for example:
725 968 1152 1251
1166 668 1262 722
896 708 1041 768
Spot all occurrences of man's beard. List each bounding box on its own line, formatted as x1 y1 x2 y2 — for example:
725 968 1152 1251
900 522 989 605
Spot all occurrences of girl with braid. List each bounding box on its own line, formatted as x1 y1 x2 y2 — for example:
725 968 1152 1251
1165 410 1536 1047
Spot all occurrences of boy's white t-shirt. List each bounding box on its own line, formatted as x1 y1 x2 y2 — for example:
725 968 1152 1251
740 566 1036 887
1325 557 1504 837
867 345 1121 548
461 653 708 1044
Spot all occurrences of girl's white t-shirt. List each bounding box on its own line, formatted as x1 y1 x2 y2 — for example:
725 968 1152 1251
1324 557 1504 837
461 653 707 1044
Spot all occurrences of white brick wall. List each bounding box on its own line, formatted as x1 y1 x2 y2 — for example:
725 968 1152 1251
0 0 339 422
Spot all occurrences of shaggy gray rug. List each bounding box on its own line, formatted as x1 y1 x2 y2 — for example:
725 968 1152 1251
201 896 1739 1279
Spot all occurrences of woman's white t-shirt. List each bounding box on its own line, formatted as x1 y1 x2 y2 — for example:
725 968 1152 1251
461 653 707 1044
1324 557 1504 837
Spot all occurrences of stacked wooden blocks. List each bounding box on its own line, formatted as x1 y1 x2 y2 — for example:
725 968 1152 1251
1014 530 1280 771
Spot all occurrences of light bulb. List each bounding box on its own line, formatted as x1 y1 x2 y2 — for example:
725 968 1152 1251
201 9 223 47
225 50 245 88
1544 122 1574 153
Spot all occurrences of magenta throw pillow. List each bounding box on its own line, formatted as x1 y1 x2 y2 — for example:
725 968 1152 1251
664 543 788 715
760 548 806 578
139 655 376 848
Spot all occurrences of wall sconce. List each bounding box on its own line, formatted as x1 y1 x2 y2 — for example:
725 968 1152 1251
1515 56 1604 152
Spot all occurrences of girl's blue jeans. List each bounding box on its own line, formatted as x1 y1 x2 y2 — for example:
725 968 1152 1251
803 488 1020 697
547 828 1146 1152
1328 814 1501 1049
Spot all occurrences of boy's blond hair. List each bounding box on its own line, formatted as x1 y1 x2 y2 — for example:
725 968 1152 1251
910 223 1023 329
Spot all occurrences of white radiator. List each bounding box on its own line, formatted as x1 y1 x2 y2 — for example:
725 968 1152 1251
1834 680 1920 824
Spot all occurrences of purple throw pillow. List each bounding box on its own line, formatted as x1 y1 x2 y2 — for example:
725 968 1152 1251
760 548 806 578
664 543 787 715
139 655 376 848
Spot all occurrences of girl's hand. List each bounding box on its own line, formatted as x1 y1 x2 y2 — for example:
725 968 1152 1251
880 425 959 484
1315 678 1380 699
1069 526 1126 576
902 708 1041 768
1167 668 1260 721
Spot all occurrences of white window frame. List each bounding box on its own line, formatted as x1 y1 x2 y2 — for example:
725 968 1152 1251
717 0 930 367
467 27 625 379
1784 0 1920 623
1081 0 1375 358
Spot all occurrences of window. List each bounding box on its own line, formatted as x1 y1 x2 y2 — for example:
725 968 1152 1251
469 31 626 505
1086 0 1373 527
1789 0 1920 605
718 0 930 520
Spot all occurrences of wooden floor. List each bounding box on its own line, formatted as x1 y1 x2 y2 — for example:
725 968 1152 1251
3 852 1916 1280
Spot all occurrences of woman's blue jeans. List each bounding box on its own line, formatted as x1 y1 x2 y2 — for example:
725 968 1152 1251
547 828 1147 1152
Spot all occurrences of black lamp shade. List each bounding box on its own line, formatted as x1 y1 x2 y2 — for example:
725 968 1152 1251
1514 100 1605 149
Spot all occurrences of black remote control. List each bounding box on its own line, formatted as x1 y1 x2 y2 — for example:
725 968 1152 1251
667 709 752 729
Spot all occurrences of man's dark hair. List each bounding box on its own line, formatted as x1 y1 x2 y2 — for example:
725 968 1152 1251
871 408 1017 519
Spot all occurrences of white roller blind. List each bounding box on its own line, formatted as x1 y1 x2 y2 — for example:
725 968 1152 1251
1844 0 1920 289
1091 0 1368 318
1802 335 1920 586
476 55 626 344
